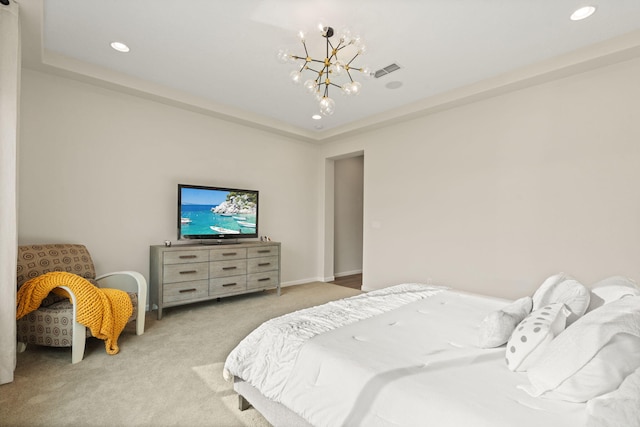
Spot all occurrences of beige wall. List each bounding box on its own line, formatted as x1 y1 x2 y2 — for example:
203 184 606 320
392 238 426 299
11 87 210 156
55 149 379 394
323 57 640 299
19 56 640 302
18 69 321 286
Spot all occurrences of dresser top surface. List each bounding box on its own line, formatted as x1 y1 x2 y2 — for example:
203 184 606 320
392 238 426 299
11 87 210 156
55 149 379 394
151 241 280 251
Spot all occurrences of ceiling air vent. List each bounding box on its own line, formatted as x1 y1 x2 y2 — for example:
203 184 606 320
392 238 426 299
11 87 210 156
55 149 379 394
374 63 402 79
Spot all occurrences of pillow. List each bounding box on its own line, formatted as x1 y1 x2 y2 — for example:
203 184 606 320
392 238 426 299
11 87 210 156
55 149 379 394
586 276 640 312
586 366 640 427
478 296 532 348
523 296 640 402
505 302 569 372
532 273 590 325
543 334 640 402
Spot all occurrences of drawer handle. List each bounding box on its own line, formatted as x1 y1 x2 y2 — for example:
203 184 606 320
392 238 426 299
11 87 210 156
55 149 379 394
179 288 197 293
179 270 198 275
258 262 271 267
222 266 237 271
179 255 197 259
222 283 237 287
258 278 271 282
257 250 271 254
222 252 237 256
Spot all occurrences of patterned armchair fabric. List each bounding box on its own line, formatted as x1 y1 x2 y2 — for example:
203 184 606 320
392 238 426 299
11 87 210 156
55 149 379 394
16 244 139 352
17 244 96 309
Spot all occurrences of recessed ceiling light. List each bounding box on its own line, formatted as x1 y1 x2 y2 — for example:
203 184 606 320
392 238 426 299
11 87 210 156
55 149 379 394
570 6 596 21
385 81 403 90
312 114 322 120
110 41 130 53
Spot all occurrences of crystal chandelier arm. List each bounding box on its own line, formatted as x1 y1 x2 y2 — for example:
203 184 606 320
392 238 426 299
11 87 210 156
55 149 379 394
325 35 330 59
345 53 360 67
345 69 355 83
304 65 325 74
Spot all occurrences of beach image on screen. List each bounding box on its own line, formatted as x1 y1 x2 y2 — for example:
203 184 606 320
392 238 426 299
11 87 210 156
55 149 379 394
180 187 257 236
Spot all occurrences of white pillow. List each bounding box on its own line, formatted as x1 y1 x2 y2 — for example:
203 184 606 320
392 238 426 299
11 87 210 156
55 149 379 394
543 334 640 402
587 276 640 312
532 273 590 325
478 296 532 348
505 302 569 372
586 366 640 427
524 296 640 402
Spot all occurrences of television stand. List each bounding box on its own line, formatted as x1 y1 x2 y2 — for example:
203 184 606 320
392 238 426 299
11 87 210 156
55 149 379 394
149 241 280 319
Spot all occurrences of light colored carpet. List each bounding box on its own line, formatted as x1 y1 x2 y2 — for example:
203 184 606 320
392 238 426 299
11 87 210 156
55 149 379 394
1 282 360 426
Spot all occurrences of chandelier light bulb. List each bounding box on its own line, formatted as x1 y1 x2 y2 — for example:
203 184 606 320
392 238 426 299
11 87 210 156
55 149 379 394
330 61 345 76
319 97 335 116
277 49 291 64
290 70 303 84
342 82 361 96
339 27 352 44
297 30 306 42
303 79 318 94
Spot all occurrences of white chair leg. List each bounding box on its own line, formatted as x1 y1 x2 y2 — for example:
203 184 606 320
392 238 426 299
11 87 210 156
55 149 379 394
136 307 145 336
71 322 86 364
136 274 147 336
61 285 86 364
17 341 27 353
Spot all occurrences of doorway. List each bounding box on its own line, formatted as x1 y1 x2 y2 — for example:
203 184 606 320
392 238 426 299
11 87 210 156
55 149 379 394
332 155 364 289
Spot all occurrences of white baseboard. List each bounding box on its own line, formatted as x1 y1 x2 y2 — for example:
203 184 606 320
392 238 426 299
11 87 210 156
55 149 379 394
334 269 362 278
281 277 330 287
280 272 362 287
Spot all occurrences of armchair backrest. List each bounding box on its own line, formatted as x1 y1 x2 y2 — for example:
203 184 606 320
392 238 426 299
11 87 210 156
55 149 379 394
17 244 96 290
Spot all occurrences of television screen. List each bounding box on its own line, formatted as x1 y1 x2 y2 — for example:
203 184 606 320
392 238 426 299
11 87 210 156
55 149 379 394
178 184 259 241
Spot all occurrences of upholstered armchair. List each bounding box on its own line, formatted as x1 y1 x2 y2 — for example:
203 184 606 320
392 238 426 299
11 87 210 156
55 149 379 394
16 244 147 363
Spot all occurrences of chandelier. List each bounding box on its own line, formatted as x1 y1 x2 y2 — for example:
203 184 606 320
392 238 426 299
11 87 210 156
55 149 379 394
278 25 371 116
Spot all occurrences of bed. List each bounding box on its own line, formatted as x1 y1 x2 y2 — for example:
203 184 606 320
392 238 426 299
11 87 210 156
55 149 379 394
223 277 640 427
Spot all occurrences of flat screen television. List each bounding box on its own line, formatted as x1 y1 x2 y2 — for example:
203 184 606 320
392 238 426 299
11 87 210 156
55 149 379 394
178 184 259 242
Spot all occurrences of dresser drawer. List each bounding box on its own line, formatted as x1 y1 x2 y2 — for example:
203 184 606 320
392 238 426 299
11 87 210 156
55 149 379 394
210 259 247 278
209 247 247 261
247 245 278 258
247 256 278 274
163 262 209 283
209 275 247 297
163 280 209 304
163 250 209 264
247 271 279 290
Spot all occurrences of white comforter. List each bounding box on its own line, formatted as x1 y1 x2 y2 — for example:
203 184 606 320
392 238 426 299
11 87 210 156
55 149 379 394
223 283 446 398
224 284 587 427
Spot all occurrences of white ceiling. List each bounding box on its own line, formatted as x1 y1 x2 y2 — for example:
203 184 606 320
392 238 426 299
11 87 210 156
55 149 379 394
17 0 640 142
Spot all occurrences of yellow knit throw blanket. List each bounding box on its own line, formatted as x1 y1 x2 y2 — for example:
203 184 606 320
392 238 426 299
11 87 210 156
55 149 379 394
16 271 133 355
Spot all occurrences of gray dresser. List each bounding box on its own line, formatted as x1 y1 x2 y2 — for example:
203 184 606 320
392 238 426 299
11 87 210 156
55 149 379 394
150 242 280 319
